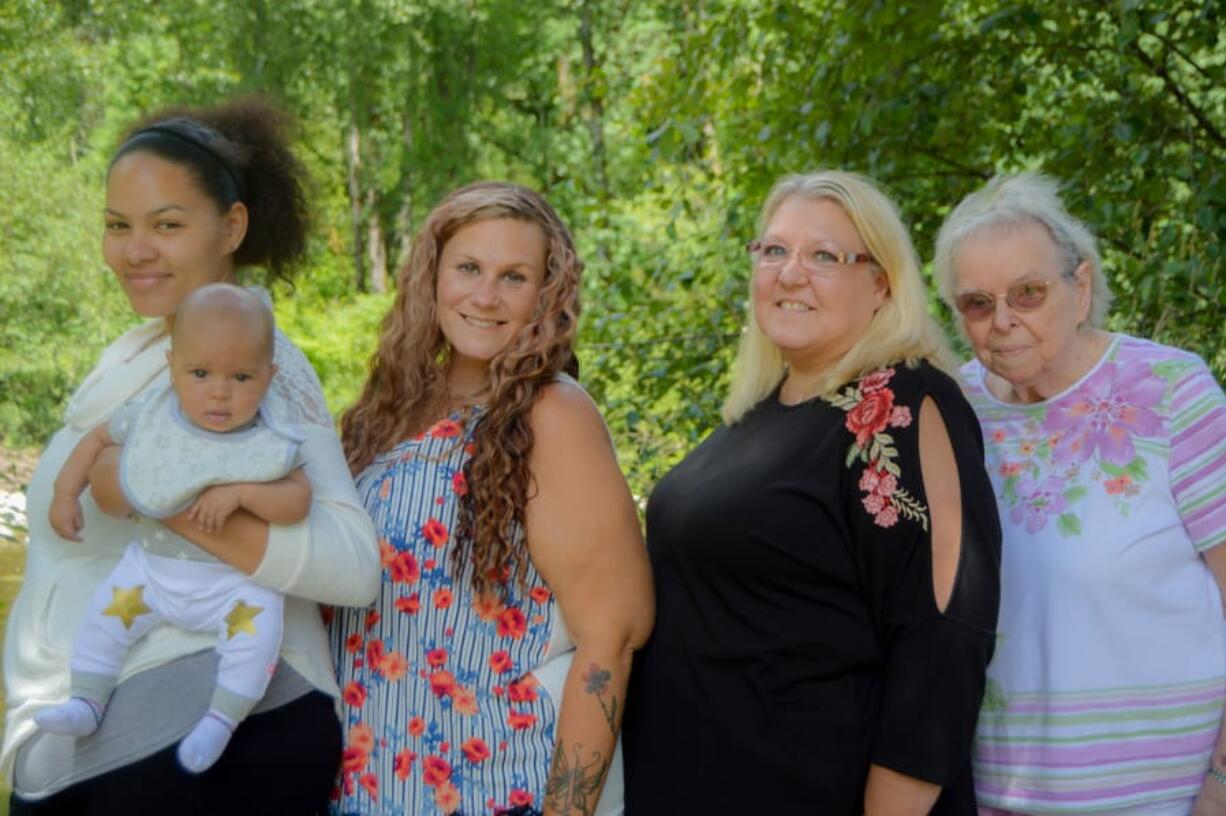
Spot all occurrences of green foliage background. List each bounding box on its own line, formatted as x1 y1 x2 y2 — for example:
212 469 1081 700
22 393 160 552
1 0 1223 500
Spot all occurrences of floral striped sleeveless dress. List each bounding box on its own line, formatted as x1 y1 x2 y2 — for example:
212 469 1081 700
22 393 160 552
329 413 561 815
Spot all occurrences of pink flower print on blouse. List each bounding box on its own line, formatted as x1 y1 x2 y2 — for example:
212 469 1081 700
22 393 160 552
1043 361 1164 467
1012 475 1068 533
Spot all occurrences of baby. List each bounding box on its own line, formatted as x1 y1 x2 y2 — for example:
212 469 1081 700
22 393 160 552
40 283 310 774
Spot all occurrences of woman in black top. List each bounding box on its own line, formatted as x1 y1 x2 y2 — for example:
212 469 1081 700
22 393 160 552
623 170 1001 814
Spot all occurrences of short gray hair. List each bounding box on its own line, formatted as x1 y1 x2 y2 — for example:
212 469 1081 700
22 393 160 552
933 173 1113 327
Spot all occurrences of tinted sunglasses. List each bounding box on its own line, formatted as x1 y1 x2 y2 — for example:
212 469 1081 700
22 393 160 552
954 279 1051 320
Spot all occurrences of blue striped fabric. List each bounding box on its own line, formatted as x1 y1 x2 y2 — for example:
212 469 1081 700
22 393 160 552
330 413 558 815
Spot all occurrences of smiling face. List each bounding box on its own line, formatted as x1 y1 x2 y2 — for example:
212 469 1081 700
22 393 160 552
952 220 1092 400
103 151 247 328
751 195 888 385
435 217 547 392
167 313 275 433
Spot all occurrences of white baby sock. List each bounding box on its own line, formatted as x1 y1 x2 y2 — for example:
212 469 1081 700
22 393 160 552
177 710 238 774
34 697 103 737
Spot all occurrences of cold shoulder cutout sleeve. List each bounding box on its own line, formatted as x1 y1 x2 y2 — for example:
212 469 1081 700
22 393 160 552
834 363 1001 786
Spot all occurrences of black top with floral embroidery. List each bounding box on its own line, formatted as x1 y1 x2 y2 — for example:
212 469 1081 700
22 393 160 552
623 361 1000 815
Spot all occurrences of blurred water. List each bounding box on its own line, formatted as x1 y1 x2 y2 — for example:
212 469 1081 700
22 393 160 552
0 490 26 542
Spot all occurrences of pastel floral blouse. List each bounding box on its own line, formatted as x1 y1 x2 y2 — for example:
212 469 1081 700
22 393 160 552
328 414 559 815
967 335 1226 813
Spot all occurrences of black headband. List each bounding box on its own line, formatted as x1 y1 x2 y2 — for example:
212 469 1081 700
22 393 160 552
121 120 246 202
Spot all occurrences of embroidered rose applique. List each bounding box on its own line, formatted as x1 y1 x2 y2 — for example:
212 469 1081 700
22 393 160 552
828 368 930 530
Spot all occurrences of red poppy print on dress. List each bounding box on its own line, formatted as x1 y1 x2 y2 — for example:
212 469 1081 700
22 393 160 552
461 736 491 763
348 722 375 754
422 517 449 548
378 538 395 568
393 748 416 780
430 418 462 438
379 651 408 682
342 681 366 708
366 639 386 672
496 607 527 639
433 588 454 609
452 686 479 715
435 781 461 814
506 710 537 730
472 592 507 622
452 470 468 496
408 716 426 737
391 551 421 583
359 772 378 799
507 676 539 703
426 647 448 667
422 755 453 786
489 650 512 673
429 670 457 698
341 745 369 775
395 593 420 615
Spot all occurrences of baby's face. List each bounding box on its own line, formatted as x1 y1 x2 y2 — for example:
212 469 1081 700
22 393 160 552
168 323 275 433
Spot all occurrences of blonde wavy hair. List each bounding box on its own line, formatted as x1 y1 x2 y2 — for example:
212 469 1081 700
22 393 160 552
722 170 955 423
341 181 582 598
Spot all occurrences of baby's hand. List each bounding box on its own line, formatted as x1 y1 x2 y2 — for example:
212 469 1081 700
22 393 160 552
49 491 84 542
187 485 244 534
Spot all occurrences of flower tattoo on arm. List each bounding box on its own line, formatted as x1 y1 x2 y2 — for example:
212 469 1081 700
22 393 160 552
583 662 619 736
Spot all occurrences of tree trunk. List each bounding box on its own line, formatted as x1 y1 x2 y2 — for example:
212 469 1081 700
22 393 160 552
345 122 366 293
366 187 388 294
579 0 610 203
393 110 416 276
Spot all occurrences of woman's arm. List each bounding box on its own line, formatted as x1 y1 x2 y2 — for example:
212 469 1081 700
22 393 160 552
1194 548 1226 816
1168 359 1226 816
864 765 941 816
862 397 958 816
525 382 654 816
50 423 114 541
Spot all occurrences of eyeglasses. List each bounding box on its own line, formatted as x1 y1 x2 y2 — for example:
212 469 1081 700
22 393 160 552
746 240 876 273
953 279 1052 320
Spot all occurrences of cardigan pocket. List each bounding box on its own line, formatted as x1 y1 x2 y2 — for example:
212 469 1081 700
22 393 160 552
33 581 70 661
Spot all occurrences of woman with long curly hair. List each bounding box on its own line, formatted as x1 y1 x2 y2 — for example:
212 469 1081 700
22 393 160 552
329 182 653 815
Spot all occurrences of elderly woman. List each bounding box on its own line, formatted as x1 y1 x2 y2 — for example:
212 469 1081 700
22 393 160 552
934 173 1226 816
622 170 1001 814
